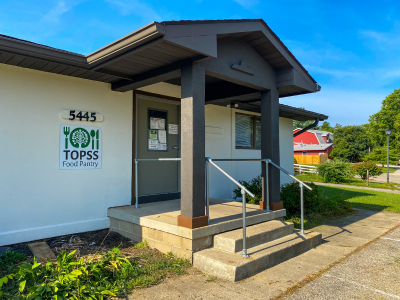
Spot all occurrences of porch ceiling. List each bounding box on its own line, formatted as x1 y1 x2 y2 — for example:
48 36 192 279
0 19 320 98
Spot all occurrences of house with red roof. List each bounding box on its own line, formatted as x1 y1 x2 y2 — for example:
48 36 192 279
293 129 334 157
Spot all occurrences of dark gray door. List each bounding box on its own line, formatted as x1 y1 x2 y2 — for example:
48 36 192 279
137 96 180 202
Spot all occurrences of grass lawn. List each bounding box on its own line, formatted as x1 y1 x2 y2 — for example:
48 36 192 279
318 185 400 213
295 173 400 190
285 184 400 230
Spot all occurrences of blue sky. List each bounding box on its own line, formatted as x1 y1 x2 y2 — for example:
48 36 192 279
1 0 399 126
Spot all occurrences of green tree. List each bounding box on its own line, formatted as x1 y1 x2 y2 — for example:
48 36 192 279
334 123 342 130
364 147 400 166
319 121 334 132
331 125 371 162
293 107 319 130
368 89 400 147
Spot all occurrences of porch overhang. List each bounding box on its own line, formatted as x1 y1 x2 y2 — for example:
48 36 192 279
0 19 320 98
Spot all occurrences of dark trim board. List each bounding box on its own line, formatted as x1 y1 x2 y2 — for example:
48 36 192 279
138 192 181 204
135 90 181 102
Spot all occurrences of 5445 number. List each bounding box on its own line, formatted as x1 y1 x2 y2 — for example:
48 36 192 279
69 110 96 122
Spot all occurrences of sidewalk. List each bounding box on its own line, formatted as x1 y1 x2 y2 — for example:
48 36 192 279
284 225 400 299
313 182 400 194
129 209 400 299
374 168 400 184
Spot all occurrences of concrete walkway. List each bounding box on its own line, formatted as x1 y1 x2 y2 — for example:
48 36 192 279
130 209 400 299
283 226 400 299
313 182 400 194
374 168 400 184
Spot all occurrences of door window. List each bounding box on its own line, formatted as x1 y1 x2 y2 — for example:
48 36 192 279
148 109 168 151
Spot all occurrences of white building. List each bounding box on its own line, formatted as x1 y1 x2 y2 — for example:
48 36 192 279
0 20 327 253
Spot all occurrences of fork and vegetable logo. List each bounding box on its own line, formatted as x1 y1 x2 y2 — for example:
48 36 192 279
63 127 99 149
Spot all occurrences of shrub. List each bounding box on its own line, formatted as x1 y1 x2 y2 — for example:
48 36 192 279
280 182 319 215
317 159 351 183
294 157 298 164
233 175 262 204
233 176 319 211
352 161 382 180
0 251 26 275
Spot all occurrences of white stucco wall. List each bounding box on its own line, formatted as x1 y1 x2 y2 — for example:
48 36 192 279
0 67 295 246
0 64 133 246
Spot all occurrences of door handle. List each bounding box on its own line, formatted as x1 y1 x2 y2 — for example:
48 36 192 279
173 146 179 150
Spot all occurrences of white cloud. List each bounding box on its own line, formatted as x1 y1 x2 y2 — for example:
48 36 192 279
233 0 260 8
42 1 84 24
359 28 400 48
106 0 162 20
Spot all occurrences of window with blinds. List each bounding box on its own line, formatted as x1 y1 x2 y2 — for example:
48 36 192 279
235 113 262 149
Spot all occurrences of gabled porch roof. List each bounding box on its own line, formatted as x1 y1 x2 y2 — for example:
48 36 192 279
0 19 320 99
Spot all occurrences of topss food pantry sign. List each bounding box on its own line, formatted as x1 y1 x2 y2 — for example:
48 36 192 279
60 125 102 169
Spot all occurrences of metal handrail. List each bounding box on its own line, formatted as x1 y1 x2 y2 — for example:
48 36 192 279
134 156 311 257
205 157 255 258
265 158 310 236
266 159 312 191
206 158 255 197
134 158 181 209
206 157 311 257
210 158 312 191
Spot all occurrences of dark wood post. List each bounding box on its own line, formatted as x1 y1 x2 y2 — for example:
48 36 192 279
177 63 208 228
260 89 283 210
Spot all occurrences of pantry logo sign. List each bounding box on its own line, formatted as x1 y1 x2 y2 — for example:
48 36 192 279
60 125 102 169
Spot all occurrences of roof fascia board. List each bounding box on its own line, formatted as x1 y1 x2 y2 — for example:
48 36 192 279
86 23 164 65
257 20 317 86
279 105 328 121
0 35 88 68
161 21 260 37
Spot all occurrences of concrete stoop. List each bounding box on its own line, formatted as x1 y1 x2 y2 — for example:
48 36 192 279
214 220 294 253
193 223 322 282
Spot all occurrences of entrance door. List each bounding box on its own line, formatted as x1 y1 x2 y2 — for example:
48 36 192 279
136 95 180 203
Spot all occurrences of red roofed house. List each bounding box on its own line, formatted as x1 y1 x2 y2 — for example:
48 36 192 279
293 129 334 157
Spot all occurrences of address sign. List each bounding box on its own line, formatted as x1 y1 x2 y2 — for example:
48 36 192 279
60 110 104 122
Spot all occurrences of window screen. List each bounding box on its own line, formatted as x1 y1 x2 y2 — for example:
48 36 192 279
235 114 253 147
255 118 261 149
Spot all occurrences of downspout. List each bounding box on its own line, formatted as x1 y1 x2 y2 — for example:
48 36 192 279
293 118 320 137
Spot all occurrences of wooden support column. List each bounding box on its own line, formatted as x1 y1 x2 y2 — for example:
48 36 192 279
177 63 208 229
260 89 283 211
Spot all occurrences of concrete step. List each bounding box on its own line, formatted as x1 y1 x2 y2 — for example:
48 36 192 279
193 230 322 282
214 220 294 253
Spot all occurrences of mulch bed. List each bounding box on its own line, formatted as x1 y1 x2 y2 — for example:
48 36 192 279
47 229 135 257
3 229 136 258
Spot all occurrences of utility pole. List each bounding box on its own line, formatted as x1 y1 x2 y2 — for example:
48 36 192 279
385 128 392 184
